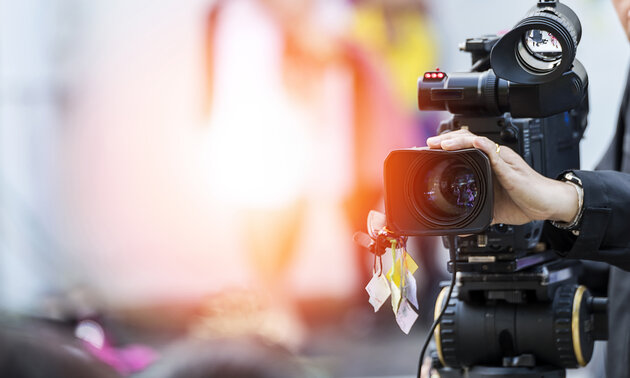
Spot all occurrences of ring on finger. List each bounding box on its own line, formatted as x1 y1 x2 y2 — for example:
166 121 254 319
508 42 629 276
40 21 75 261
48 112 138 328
495 143 501 154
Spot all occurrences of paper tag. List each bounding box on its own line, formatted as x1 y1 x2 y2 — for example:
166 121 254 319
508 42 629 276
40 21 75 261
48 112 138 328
365 273 391 312
387 256 404 288
404 271 419 309
405 253 418 275
390 281 402 313
396 299 419 334
380 248 393 276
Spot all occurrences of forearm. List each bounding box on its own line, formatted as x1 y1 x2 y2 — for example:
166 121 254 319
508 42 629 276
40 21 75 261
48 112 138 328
546 170 630 271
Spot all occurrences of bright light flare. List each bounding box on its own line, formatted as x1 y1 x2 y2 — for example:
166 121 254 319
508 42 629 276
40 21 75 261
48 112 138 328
202 99 312 209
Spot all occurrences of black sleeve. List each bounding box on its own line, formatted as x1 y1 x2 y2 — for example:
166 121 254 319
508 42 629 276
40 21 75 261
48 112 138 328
545 170 630 271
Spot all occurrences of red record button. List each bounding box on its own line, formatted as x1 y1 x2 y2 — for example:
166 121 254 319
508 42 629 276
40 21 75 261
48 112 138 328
424 72 446 81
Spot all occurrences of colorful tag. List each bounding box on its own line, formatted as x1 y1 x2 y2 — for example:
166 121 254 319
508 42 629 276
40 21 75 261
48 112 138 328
365 273 391 312
396 299 419 334
405 253 418 275
386 240 407 314
404 271 419 309
386 256 404 288
390 279 402 313
358 218 421 332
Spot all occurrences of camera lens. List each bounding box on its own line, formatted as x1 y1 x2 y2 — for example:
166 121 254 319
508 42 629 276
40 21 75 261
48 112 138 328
518 29 563 72
388 149 492 235
414 159 480 222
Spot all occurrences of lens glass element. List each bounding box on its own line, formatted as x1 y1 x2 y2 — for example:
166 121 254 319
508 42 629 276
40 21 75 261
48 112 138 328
517 29 563 73
524 29 562 60
417 159 479 221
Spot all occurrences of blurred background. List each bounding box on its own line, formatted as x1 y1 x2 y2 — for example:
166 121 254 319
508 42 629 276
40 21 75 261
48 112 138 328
0 0 627 377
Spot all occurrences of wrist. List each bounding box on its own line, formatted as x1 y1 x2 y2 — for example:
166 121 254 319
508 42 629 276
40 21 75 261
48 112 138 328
550 180 581 223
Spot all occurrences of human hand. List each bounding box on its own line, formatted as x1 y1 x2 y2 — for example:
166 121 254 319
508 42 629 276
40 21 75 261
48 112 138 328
426 129 579 225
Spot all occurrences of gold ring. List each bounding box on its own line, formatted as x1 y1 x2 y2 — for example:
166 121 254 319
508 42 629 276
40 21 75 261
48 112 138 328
495 143 501 154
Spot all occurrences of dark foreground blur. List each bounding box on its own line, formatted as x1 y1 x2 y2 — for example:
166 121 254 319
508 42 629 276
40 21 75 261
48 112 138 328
0 296 432 378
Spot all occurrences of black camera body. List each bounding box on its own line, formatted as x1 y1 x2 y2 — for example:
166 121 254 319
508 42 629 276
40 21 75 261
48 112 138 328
384 32 587 240
378 1 609 375
438 111 584 181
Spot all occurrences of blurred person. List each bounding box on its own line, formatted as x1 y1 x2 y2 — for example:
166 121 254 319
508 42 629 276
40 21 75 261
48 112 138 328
203 0 413 342
351 0 437 116
54 0 412 367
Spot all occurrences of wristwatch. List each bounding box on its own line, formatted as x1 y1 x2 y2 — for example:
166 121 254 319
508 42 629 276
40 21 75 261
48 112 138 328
550 172 584 236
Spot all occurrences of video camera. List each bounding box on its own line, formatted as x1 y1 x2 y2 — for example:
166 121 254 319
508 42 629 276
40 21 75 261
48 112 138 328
380 1 608 377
